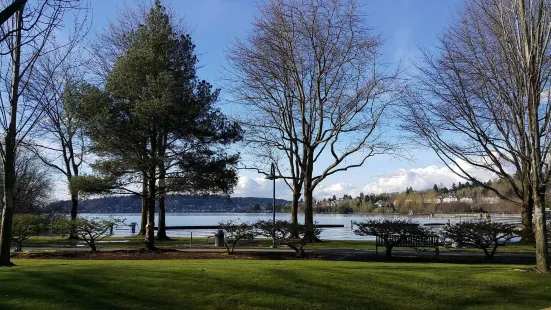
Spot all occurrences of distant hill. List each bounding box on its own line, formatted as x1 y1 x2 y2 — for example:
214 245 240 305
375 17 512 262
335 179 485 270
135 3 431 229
47 195 290 214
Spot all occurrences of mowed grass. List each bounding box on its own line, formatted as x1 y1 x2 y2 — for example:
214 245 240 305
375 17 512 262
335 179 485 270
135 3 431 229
1 259 550 310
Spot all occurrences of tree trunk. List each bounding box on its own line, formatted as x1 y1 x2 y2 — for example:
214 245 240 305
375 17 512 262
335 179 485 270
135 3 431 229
515 0 550 272
144 169 156 250
155 165 169 240
70 193 78 219
155 195 169 240
527 75 549 272
68 193 79 239
138 174 147 236
385 247 392 258
290 189 300 238
520 193 534 243
303 171 314 242
533 190 549 272
489 242 498 259
302 143 316 242
0 7 22 267
303 149 321 242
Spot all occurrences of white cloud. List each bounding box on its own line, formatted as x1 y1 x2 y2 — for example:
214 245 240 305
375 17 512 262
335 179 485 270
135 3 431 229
232 175 292 199
233 177 363 200
362 162 497 195
231 160 498 200
313 182 360 200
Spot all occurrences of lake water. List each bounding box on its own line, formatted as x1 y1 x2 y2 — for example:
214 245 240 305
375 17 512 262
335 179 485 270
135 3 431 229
84 213 521 241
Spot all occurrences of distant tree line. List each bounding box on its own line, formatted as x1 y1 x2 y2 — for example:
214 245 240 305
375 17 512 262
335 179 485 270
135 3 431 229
47 195 289 214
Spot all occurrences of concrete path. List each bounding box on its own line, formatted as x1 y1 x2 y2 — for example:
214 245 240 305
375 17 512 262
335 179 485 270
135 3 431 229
13 245 543 262
15 246 296 253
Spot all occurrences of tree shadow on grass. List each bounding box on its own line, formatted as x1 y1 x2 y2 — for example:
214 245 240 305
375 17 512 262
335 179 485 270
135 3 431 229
0 264 182 309
1 260 549 310
348 267 546 309
312 250 538 265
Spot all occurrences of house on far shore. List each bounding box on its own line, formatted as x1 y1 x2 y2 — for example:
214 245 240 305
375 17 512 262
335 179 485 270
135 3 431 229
423 195 493 205
479 196 500 204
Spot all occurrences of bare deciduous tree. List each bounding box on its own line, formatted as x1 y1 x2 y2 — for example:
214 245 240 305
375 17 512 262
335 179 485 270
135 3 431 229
27 51 87 238
0 151 53 214
442 221 518 259
228 0 400 239
11 152 52 213
0 0 88 266
402 0 550 272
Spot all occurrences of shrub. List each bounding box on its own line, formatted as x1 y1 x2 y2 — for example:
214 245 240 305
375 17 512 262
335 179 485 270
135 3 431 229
11 214 49 252
253 219 321 256
441 221 518 259
55 217 123 252
219 219 255 254
354 218 428 258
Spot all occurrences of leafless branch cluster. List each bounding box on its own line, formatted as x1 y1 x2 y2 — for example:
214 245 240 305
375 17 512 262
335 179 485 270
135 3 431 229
401 0 550 271
228 0 402 232
0 0 90 265
0 0 89 152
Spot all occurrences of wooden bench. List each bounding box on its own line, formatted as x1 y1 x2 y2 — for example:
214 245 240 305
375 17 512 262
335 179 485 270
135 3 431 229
376 234 440 256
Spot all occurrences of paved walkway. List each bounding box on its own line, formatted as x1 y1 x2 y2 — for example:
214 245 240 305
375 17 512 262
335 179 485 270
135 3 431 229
13 245 542 262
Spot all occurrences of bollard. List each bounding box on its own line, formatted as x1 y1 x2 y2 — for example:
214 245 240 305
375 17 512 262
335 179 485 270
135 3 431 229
350 220 353 231
129 222 137 235
190 232 193 246
214 230 224 247
109 224 114 235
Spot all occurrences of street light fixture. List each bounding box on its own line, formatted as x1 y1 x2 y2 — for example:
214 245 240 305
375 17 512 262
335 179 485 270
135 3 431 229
265 162 279 248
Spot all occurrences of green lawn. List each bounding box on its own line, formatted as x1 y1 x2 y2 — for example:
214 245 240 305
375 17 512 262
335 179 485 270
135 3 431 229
0 259 549 309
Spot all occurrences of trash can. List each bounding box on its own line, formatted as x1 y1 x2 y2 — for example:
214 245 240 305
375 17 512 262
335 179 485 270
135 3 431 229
214 230 224 247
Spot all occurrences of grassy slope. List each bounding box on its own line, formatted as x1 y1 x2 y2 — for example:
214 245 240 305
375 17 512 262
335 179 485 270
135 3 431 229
1 259 550 310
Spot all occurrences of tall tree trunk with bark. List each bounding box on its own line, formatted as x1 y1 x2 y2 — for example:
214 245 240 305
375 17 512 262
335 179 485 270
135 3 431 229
68 192 79 239
138 174 147 236
303 149 315 242
145 168 156 250
290 187 300 238
0 158 16 266
520 184 534 243
528 77 549 271
145 129 157 250
533 189 549 271
156 163 169 240
0 7 22 266
519 0 550 271
303 187 314 240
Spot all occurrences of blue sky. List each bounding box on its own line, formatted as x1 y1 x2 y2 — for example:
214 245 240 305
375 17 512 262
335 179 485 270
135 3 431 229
54 0 489 200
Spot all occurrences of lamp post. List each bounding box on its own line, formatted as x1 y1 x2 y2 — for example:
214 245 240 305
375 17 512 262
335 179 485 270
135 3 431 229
265 162 278 248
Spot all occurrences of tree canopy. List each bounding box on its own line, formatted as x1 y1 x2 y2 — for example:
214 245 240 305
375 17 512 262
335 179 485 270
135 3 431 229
75 1 242 249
